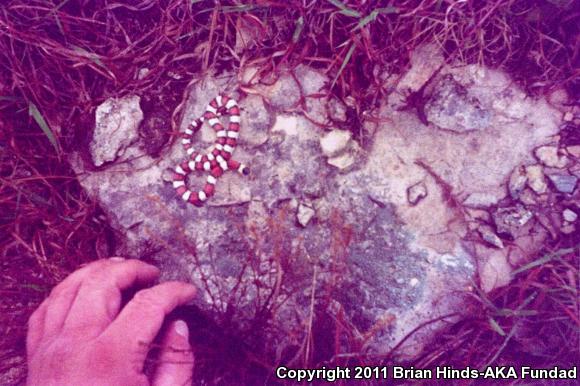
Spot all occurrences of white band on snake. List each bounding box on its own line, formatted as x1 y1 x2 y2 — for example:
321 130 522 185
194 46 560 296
172 95 248 207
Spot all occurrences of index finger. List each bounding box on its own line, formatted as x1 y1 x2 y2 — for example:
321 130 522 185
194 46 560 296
61 259 160 337
100 281 196 363
38 258 160 340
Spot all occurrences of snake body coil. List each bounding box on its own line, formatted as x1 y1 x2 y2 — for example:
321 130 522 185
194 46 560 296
172 95 248 207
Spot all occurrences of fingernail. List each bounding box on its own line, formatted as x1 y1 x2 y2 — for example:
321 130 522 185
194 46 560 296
109 257 125 262
175 320 188 339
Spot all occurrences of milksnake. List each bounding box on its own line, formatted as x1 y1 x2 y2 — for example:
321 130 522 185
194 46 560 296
172 95 249 207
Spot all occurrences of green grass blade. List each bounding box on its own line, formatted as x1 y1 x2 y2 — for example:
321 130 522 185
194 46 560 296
220 4 261 13
488 317 506 336
70 45 107 70
331 42 356 88
28 103 59 154
353 7 399 31
0 96 22 102
377 6 399 14
292 16 304 43
353 10 378 30
339 8 361 17
511 246 576 276
327 0 361 17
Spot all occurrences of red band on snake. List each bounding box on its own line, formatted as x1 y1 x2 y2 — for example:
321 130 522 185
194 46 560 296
172 95 249 207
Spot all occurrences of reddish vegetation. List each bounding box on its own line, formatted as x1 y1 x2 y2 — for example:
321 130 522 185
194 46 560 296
1 1 578 384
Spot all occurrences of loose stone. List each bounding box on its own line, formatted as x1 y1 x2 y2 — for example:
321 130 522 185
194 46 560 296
328 152 355 170
508 166 527 199
493 205 533 237
320 129 352 157
563 209 578 222
478 225 505 249
297 203 315 227
561 223 576 234
534 145 568 168
526 165 547 194
91 96 143 166
547 174 577 193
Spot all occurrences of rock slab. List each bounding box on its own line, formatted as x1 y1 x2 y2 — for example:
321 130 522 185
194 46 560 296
72 55 562 362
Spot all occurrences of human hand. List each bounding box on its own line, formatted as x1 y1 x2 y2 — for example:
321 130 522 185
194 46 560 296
26 258 196 386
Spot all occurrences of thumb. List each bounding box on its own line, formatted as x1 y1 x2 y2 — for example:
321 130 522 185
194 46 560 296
152 320 194 386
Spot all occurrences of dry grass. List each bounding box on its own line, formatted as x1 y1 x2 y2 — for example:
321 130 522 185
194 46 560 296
1 0 578 384
410 245 579 385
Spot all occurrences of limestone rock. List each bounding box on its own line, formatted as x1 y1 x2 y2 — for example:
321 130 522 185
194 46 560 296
320 129 352 157
534 145 568 168
547 88 569 108
294 65 327 95
508 166 528 199
526 165 547 194
518 188 540 206
561 223 576 234
479 249 512 293
296 203 315 227
260 73 301 111
465 208 490 223
91 95 143 166
397 43 444 93
547 173 577 193
493 205 533 237
563 209 577 222
328 152 355 171
426 74 491 133
478 225 505 249
239 95 272 146
71 58 564 363
240 66 260 85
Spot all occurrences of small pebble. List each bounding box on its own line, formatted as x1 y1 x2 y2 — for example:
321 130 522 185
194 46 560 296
478 225 505 249
547 174 577 193
297 203 315 227
534 145 568 168
493 205 533 237
561 223 576 234
320 129 352 157
563 209 577 222
526 165 547 194
137 68 150 80
328 152 355 170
